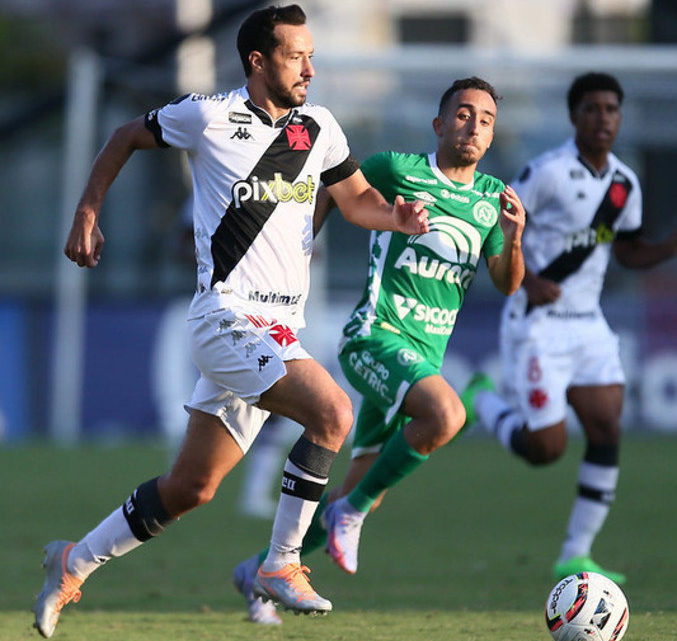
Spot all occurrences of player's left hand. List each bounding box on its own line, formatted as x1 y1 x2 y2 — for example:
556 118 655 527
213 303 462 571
499 185 525 239
393 195 429 235
64 210 105 268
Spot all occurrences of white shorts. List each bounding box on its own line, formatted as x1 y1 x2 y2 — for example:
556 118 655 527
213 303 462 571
185 306 310 453
500 307 625 431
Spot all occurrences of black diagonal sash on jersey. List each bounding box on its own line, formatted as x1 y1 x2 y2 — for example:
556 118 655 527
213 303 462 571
538 169 633 283
210 115 320 287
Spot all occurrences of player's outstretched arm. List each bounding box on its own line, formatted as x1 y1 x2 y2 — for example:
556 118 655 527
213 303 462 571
613 231 677 269
64 116 158 268
326 170 429 235
487 185 526 295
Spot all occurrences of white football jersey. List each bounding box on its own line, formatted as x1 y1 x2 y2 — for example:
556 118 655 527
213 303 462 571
507 138 642 316
145 86 358 326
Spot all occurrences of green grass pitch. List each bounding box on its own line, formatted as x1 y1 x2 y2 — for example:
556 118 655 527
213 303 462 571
1 434 676 640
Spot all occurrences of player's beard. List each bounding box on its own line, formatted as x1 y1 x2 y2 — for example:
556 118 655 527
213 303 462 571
452 139 484 166
454 148 479 167
268 77 307 109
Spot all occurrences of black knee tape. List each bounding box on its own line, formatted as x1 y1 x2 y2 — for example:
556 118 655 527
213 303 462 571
281 470 326 501
288 436 336 479
584 443 619 467
122 477 173 542
508 421 530 459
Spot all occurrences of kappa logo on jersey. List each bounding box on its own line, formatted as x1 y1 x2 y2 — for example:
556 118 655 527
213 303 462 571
231 330 246 345
258 354 272 371
472 200 498 226
412 191 437 203
394 216 481 289
269 324 298 347
232 173 315 209
230 127 252 140
217 318 235 333
285 124 312 150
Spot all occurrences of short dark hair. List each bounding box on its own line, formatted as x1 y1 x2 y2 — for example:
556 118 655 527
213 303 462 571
438 77 501 116
237 4 306 77
567 72 624 112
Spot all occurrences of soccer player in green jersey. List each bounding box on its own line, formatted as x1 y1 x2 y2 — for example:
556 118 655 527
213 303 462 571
234 77 525 622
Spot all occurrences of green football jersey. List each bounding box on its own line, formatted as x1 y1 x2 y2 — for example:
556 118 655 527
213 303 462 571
342 151 506 367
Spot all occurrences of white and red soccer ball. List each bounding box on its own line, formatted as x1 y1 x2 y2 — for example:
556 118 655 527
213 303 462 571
545 572 629 641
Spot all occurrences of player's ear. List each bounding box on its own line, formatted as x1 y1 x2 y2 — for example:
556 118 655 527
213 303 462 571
432 116 443 136
249 50 265 75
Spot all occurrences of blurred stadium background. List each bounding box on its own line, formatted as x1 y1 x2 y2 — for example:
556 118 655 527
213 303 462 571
0 0 676 443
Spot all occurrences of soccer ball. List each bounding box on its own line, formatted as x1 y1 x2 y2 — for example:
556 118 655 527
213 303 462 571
545 572 629 641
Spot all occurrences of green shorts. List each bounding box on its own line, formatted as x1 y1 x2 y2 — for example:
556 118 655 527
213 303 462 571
338 330 438 457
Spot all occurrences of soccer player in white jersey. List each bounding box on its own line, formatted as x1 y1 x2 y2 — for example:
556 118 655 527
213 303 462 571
32 5 429 637
462 72 677 584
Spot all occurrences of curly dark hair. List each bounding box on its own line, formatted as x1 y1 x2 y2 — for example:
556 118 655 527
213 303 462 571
567 72 624 112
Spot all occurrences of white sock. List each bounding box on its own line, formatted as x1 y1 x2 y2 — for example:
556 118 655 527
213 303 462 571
67 507 143 581
559 462 619 562
475 390 525 450
262 459 328 571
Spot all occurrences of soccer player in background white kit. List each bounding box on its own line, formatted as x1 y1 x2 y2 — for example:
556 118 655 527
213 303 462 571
462 72 677 584
33 5 429 637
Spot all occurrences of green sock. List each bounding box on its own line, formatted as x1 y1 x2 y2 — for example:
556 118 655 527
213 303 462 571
255 493 329 564
348 429 429 513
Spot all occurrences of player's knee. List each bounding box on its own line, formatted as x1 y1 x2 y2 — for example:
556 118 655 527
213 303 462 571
427 397 465 449
164 475 218 513
588 421 621 445
316 390 354 441
526 439 565 465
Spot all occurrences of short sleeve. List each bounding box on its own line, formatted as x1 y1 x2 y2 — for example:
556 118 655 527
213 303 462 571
482 221 505 258
360 152 397 202
145 93 222 153
617 177 642 233
512 162 553 216
319 107 352 173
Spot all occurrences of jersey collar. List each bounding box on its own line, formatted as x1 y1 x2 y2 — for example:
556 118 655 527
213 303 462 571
567 137 613 179
427 152 475 190
240 86 296 128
